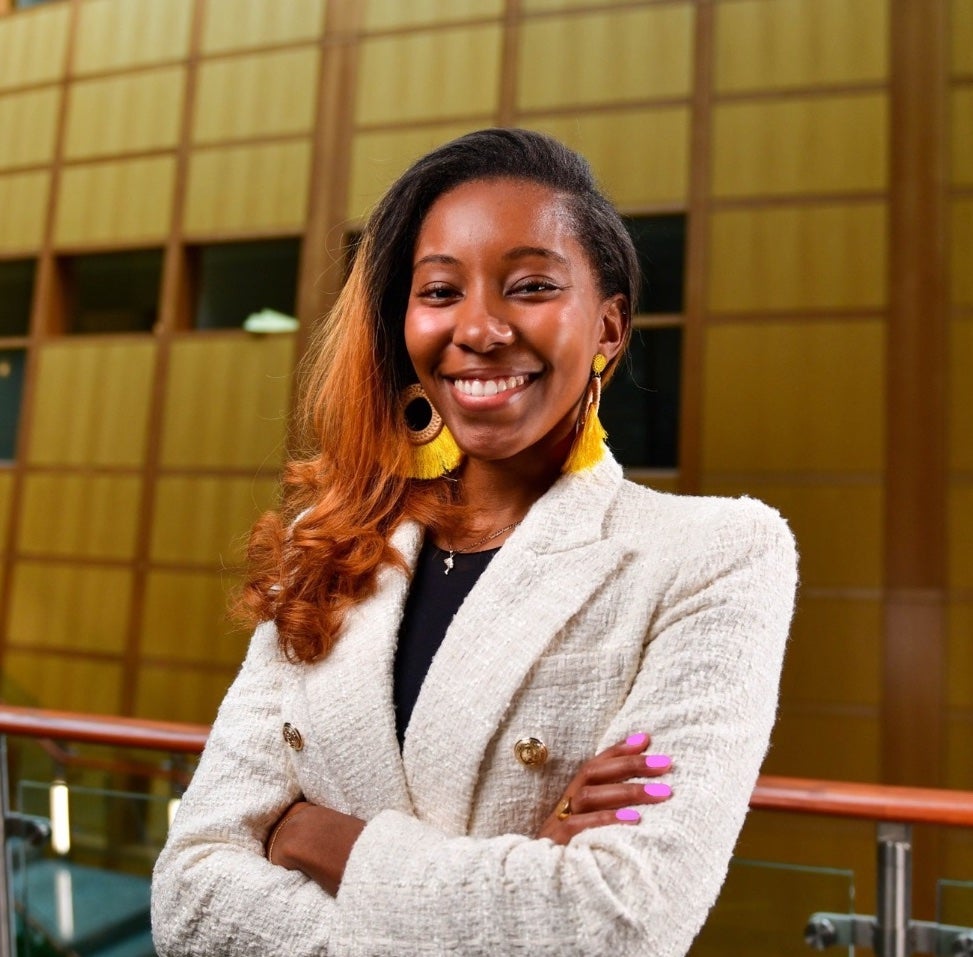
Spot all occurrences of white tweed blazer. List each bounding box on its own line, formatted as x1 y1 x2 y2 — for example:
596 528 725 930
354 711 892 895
151 455 798 957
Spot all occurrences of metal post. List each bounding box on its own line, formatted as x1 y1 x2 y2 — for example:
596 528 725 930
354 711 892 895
0 735 16 957
876 821 912 957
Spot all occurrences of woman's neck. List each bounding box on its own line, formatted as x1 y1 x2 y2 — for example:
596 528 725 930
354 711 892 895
456 456 562 532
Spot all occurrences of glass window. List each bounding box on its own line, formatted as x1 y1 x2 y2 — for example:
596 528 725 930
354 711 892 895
0 349 26 461
194 239 300 330
601 327 682 470
625 214 686 315
0 260 34 337
66 249 162 334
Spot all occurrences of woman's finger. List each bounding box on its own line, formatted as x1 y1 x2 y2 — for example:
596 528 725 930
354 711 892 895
569 780 673 816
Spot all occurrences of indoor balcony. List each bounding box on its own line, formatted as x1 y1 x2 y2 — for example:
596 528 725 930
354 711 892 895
0 705 970 957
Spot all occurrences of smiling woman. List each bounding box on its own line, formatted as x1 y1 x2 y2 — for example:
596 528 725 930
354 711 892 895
151 129 798 957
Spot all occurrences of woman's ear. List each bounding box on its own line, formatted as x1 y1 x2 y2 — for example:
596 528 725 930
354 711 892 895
597 294 628 363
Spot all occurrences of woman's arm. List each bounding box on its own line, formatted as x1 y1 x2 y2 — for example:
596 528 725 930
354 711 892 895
265 735 674 893
324 500 797 956
150 623 340 957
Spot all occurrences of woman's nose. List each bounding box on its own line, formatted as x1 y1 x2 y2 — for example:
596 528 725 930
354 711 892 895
451 292 515 352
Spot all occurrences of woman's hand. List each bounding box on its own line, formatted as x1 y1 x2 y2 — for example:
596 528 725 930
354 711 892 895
265 800 365 896
537 732 672 844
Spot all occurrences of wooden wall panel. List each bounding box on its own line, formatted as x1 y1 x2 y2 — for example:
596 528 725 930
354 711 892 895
953 0 973 75
0 2 70 91
524 108 690 207
202 0 326 54
160 335 295 469
193 48 319 144
714 0 888 92
708 204 887 312
953 199 973 307
4 652 122 713
64 68 185 160
0 471 13 551
18 474 141 559
517 5 693 112
8 562 132 652
150 475 279 565
701 482 883 587
948 484 973 589
763 711 881 781
952 88 973 185
28 340 156 467
183 141 311 236
355 25 502 125
140 571 248 666
0 87 60 169
135 663 235 723
363 0 501 30
74 0 193 75
0 170 48 253
523 0 647 9
952 320 973 471
947 602 973 709
55 156 176 246
782 597 882 706
712 94 888 197
347 123 479 220
702 321 885 472
945 717 973 790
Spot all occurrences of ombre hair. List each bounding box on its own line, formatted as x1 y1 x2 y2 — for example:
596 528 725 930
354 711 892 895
240 128 641 662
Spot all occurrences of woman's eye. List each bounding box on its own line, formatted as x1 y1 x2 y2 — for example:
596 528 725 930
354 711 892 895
511 279 560 295
416 284 459 301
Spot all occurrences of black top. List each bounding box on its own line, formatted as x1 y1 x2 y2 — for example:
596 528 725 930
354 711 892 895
393 540 499 746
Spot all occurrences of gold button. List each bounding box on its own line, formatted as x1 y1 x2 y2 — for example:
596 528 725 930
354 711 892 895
282 722 303 751
514 737 548 767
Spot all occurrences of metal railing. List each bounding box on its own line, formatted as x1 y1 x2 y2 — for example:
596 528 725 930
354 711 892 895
1 705 972 957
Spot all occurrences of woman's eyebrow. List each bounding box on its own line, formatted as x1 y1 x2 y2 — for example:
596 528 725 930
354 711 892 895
502 245 570 266
413 253 461 270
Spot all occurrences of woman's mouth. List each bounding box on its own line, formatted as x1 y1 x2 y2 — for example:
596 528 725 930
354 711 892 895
451 374 529 398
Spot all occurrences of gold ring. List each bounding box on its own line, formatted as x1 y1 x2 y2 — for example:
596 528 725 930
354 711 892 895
555 797 572 820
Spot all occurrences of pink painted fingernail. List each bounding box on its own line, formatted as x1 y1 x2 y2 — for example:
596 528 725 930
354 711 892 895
645 783 672 799
616 807 641 822
645 754 671 770
626 733 649 748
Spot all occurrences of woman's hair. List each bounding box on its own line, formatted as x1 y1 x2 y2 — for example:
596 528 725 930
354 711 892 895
239 128 641 662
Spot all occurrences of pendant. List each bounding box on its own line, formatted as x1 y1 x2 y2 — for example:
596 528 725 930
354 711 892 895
443 551 454 575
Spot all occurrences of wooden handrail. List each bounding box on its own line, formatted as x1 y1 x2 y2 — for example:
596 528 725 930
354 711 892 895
0 705 208 754
751 775 973 828
2 706 973 828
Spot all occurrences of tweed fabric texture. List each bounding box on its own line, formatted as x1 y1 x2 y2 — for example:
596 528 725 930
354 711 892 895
152 455 798 956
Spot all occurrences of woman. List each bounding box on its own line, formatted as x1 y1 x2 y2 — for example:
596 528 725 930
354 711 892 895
151 129 797 956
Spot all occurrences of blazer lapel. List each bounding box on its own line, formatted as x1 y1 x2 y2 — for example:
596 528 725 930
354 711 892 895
403 457 629 835
296 521 421 817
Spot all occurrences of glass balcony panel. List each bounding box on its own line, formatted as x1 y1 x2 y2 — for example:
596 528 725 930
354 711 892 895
3 733 192 957
936 878 973 956
689 858 855 957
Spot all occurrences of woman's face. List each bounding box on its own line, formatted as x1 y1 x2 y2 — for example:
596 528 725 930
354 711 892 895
404 177 625 469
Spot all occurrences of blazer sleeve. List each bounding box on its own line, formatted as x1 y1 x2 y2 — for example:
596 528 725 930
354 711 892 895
150 622 339 957
330 500 798 957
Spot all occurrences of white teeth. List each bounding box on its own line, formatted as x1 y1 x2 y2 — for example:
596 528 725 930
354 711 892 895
453 375 527 397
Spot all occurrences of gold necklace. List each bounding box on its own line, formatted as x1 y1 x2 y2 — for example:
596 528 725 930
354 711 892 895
442 522 520 575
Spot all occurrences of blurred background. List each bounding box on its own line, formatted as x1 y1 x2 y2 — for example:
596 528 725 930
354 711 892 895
0 0 969 951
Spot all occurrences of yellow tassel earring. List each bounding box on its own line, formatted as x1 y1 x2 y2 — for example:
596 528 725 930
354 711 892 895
562 353 608 474
399 383 463 479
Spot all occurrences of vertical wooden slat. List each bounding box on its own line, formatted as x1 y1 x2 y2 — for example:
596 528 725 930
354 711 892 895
294 0 361 359
497 0 521 127
884 0 950 917
119 0 206 717
678 0 713 495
